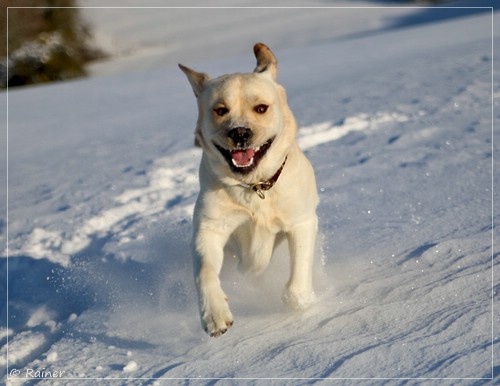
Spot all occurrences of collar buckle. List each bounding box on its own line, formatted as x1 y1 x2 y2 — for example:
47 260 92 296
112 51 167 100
240 156 287 200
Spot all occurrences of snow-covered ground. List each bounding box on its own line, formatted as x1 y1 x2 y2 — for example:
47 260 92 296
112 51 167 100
2 2 499 384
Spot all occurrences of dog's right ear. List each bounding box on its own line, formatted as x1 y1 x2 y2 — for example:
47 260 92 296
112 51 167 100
178 64 210 97
253 43 278 80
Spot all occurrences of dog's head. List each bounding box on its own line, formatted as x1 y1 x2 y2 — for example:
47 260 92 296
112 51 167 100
179 43 296 182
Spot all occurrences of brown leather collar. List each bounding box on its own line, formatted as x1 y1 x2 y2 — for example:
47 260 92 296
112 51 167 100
240 156 287 199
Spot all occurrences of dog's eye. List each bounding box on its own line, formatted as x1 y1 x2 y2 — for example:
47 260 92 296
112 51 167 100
254 104 268 114
214 107 229 117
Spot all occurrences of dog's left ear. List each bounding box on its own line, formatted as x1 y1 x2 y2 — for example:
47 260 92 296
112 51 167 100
179 64 210 97
253 43 277 80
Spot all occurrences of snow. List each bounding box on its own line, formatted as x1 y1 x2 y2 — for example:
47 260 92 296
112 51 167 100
123 360 138 373
2 1 499 384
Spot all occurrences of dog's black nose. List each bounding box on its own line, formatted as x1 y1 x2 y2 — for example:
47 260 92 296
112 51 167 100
228 127 253 148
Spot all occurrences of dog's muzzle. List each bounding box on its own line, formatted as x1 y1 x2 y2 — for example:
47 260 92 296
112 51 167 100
214 130 275 174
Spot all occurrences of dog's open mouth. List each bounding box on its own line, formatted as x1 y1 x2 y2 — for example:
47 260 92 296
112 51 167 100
215 137 275 174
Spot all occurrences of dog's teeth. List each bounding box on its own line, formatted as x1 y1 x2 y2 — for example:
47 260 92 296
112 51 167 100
232 158 254 168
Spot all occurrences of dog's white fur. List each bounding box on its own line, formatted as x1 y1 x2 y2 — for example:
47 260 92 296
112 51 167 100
179 43 319 337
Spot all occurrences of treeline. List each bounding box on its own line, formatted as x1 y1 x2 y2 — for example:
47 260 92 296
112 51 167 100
1 0 104 88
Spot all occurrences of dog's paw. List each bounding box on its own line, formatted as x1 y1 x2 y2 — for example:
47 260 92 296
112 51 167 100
282 288 317 310
201 298 234 337
206 319 234 338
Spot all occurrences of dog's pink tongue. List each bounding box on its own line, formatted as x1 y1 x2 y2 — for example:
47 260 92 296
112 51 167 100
231 149 255 166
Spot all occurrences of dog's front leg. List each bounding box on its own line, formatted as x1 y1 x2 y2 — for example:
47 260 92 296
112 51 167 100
283 216 318 309
193 224 234 337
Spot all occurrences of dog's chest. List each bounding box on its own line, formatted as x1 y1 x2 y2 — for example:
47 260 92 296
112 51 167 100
236 192 285 234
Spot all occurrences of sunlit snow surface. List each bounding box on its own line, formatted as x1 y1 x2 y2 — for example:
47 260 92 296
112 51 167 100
2 3 499 384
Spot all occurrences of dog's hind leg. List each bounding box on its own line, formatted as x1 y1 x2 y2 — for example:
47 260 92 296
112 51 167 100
282 216 318 309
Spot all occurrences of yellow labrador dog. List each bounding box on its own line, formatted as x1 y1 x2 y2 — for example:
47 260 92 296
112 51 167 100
179 43 319 337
